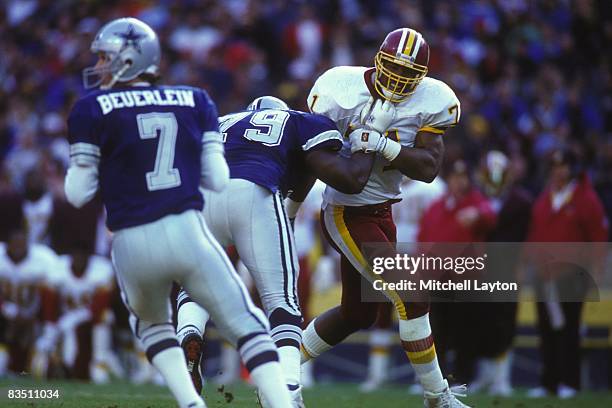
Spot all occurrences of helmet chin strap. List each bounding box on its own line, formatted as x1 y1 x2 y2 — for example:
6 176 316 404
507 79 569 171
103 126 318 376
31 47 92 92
100 61 132 90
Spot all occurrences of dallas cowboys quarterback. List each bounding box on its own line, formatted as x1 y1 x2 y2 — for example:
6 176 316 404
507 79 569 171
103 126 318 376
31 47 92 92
64 17 291 408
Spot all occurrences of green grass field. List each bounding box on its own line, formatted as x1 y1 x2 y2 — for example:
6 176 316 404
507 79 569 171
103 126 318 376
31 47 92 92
0 378 611 407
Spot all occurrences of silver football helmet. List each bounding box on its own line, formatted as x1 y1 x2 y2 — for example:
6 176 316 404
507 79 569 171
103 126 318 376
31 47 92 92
83 17 160 89
246 96 289 111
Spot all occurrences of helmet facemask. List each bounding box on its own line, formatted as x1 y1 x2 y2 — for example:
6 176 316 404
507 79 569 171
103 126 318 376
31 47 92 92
83 51 132 90
374 50 428 102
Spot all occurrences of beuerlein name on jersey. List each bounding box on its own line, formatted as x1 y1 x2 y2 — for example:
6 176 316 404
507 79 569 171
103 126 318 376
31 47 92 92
373 279 518 293
97 89 196 115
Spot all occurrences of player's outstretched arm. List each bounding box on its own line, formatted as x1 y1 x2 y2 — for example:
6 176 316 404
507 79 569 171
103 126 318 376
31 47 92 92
304 149 375 194
387 130 444 182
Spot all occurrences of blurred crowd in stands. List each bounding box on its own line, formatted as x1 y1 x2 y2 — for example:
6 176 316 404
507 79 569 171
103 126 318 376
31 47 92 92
0 0 611 394
1 0 611 223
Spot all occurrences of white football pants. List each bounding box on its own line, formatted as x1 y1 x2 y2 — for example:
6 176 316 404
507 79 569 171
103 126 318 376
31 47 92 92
111 209 268 345
201 178 300 316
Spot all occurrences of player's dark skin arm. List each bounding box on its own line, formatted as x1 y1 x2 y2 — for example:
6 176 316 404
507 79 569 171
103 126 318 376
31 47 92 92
386 130 444 183
304 150 376 194
288 174 317 203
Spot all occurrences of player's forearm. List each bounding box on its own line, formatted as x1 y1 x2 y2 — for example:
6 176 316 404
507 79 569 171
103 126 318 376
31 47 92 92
200 131 229 192
390 147 442 183
313 152 375 194
389 131 444 183
288 174 316 203
64 165 99 208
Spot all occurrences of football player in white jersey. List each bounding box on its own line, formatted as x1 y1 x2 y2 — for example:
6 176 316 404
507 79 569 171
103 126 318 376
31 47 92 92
298 28 469 407
0 228 59 376
35 249 123 382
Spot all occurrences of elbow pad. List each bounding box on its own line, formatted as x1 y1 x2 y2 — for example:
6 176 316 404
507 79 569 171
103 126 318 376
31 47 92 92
201 131 229 192
64 165 99 208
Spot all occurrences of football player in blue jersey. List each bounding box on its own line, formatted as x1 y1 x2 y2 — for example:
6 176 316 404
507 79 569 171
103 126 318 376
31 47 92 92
64 18 292 408
175 96 377 407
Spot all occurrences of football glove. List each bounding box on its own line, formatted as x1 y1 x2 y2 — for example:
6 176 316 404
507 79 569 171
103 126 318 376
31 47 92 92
348 128 401 161
361 97 396 134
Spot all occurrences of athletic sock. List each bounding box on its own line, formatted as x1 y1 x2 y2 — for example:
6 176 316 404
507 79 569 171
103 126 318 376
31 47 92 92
365 329 393 384
399 313 445 393
269 308 302 387
141 322 204 408
301 318 333 363
491 352 512 388
151 347 206 407
237 332 291 407
176 288 209 344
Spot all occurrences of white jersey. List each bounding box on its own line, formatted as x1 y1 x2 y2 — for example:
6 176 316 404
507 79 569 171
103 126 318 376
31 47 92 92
23 193 54 244
50 255 114 311
308 66 460 207
0 243 59 318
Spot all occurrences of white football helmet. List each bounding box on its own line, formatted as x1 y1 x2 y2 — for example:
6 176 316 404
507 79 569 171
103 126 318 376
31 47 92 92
246 96 289 111
83 17 160 89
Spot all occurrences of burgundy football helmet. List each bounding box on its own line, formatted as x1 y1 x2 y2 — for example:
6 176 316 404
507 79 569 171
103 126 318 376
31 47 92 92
374 28 430 102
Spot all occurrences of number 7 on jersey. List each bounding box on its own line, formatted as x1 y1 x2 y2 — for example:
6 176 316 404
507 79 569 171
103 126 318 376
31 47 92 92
136 112 182 191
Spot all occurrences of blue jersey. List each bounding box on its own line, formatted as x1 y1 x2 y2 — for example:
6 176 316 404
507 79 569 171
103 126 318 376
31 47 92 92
219 109 343 195
67 85 219 231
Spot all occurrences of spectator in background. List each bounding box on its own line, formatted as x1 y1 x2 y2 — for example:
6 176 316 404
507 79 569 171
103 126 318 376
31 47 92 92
470 150 533 396
48 194 104 256
22 168 54 245
418 159 496 385
527 148 609 399
0 166 24 242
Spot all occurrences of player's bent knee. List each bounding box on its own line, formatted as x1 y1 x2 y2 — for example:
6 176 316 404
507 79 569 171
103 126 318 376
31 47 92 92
260 292 300 317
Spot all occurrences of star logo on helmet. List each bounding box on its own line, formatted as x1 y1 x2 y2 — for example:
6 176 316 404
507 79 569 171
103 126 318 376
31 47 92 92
115 24 146 54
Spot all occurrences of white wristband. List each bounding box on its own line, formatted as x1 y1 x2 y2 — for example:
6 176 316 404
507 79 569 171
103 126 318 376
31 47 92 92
285 197 302 219
379 138 401 162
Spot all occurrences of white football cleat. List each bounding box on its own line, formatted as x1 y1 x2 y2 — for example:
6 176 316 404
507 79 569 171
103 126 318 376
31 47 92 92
359 377 384 393
290 386 306 408
257 385 305 408
423 380 470 408
489 380 513 397
557 384 577 399
526 386 549 398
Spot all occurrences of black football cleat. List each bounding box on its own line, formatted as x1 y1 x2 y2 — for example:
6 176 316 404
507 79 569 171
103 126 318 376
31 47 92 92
182 333 204 394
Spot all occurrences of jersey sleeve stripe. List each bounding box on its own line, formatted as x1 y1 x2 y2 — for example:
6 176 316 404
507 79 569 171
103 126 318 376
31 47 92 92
201 130 224 144
418 126 445 135
70 153 100 166
70 142 101 157
69 143 101 166
301 130 343 151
